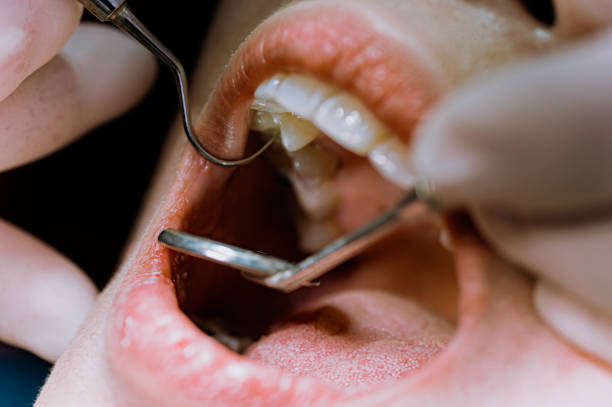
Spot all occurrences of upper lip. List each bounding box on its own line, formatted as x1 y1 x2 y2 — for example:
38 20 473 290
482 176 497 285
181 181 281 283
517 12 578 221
104 3 448 405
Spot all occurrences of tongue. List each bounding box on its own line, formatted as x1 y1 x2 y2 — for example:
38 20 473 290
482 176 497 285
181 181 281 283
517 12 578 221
245 289 454 392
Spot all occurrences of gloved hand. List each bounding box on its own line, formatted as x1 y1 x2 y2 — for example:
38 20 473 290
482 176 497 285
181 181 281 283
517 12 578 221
412 26 612 362
0 0 156 362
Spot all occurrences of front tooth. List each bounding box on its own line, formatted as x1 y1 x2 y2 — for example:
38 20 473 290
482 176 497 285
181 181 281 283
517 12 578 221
251 98 286 113
254 74 285 100
274 74 335 119
314 93 389 156
249 110 279 132
368 138 415 189
276 112 320 152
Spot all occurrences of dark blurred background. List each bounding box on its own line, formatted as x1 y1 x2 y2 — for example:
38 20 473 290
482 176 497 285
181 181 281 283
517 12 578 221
0 1 218 405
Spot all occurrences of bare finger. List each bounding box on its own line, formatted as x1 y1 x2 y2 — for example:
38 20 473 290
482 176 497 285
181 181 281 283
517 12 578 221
0 219 98 362
0 0 82 101
0 23 157 172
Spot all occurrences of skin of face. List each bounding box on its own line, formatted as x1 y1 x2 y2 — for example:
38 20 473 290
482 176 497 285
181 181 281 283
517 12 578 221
35 0 612 405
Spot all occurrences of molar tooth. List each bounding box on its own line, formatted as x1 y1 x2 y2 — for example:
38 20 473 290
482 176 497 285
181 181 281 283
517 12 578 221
277 113 320 152
290 176 339 220
296 218 342 253
368 138 415 189
314 93 389 156
254 74 285 100
274 74 336 119
288 143 340 180
249 110 279 132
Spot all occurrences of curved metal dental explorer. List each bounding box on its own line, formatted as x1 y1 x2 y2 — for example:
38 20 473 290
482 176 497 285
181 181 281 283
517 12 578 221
158 190 419 293
78 0 276 167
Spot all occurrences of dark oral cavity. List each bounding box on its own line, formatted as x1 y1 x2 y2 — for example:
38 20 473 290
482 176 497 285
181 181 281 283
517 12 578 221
171 126 458 392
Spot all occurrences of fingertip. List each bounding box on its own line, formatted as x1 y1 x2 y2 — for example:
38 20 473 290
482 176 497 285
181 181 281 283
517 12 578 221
0 23 158 171
412 106 485 209
22 261 99 362
0 220 98 363
534 280 612 366
61 23 159 132
0 0 82 101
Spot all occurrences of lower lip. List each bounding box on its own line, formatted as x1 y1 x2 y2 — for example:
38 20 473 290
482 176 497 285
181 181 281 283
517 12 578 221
105 3 445 405
107 230 345 405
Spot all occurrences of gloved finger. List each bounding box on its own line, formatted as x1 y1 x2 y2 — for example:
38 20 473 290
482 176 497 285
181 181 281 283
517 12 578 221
472 208 612 364
473 210 612 363
412 29 612 217
0 0 82 102
534 280 612 365
0 23 157 172
472 208 612 315
0 219 98 363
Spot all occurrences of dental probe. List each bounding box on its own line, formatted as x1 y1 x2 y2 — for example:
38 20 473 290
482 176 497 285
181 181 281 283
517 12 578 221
159 190 421 293
77 0 276 167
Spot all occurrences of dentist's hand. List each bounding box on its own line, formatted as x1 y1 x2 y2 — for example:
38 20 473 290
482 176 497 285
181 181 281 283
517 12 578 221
412 25 612 363
0 0 156 362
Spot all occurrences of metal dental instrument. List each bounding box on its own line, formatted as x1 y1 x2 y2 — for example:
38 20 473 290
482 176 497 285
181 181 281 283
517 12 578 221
78 0 276 167
79 0 422 292
158 190 419 293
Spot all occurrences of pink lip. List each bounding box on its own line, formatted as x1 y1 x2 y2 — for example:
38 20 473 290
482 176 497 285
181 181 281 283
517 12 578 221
105 4 446 406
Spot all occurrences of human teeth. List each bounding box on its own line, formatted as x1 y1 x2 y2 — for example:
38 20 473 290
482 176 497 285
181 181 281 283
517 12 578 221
274 74 336 118
289 143 340 180
250 98 286 113
251 74 417 190
254 74 285 100
277 113 320 152
249 110 278 133
296 218 342 253
368 138 415 189
314 93 389 156
290 177 339 220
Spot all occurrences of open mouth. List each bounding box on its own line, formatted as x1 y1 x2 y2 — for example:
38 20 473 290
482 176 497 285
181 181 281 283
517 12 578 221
106 5 466 405
174 71 459 392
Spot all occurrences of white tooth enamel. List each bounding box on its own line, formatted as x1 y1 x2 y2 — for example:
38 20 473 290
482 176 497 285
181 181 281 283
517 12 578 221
290 177 339 220
252 74 416 191
254 74 285 100
368 138 415 189
249 110 279 132
314 93 389 156
297 218 342 253
250 98 286 113
274 74 336 119
277 113 320 152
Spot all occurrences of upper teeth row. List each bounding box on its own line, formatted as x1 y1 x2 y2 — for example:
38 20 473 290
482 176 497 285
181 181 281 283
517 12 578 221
250 74 415 189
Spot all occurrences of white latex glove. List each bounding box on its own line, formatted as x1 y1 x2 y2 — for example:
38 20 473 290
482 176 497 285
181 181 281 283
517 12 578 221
412 29 612 363
0 0 156 362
